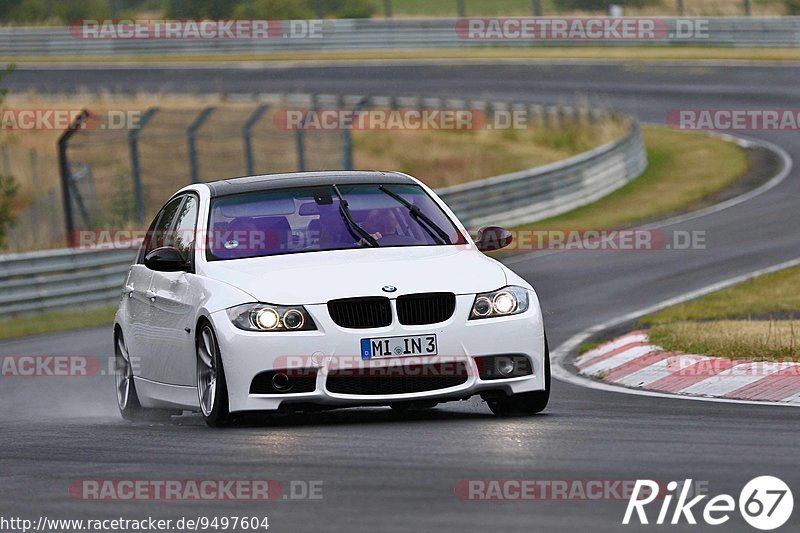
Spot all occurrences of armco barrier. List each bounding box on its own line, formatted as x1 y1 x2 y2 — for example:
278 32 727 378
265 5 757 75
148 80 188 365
0 247 136 316
438 121 646 229
1 17 800 57
0 115 646 319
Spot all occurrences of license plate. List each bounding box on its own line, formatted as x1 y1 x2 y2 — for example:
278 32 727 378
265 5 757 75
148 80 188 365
360 334 437 360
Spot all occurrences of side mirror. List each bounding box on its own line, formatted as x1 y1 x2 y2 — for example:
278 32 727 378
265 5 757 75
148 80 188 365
144 246 189 272
475 226 513 252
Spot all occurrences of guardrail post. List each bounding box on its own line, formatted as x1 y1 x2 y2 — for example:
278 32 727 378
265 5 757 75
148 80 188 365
187 106 216 184
456 0 466 17
58 109 90 248
743 0 751 15
531 0 542 16
243 104 269 176
129 107 158 225
384 0 392 18
676 0 684 16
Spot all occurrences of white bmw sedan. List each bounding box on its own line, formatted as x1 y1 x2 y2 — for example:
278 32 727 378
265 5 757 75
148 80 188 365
114 171 549 426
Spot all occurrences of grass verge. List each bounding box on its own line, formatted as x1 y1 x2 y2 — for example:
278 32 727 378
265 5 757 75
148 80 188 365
641 265 800 360
510 125 749 235
0 306 117 342
5 47 800 66
353 117 627 188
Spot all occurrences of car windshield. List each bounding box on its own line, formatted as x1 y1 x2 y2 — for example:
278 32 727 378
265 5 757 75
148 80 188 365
206 183 466 260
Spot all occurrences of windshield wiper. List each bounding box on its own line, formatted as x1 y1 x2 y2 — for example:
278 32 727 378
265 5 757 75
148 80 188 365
378 185 451 245
332 185 379 247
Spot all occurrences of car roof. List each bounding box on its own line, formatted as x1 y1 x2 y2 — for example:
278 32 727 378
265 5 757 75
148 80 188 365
204 171 417 197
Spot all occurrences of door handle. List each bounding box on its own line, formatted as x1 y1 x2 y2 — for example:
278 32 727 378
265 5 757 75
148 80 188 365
145 289 157 302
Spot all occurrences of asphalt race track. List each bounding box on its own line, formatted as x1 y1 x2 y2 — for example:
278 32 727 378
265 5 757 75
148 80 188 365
2 63 800 532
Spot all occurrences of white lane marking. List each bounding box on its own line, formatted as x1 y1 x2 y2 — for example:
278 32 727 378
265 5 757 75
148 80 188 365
615 354 710 389
551 256 800 408
579 332 648 362
504 133 793 267
581 345 657 376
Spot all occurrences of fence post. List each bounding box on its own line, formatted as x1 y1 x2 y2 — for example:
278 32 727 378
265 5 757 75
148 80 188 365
456 0 466 17
343 96 368 171
187 106 216 184
129 107 158 225
0 144 9 176
29 149 40 242
743 0 751 15
243 104 269 176
384 0 392 18
58 109 90 248
676 0 684 16
295 129 306 171
531 0 542 16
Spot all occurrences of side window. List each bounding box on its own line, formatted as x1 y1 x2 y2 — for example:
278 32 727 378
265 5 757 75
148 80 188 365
172 196 199 263
144 196 184 258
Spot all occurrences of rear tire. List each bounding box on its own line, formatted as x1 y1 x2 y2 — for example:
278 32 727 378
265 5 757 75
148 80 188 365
197 322 233 427
488 335 550 416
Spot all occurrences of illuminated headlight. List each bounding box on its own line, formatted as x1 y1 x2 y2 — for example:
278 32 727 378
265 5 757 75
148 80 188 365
227 303 316 332
469 286 529 320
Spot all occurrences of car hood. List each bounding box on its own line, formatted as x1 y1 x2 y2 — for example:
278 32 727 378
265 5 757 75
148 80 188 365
201 246 508 304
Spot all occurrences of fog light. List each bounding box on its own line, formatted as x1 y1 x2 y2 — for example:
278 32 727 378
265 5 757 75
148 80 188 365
496 357 516 377
476 354 533 380
272 372 293 392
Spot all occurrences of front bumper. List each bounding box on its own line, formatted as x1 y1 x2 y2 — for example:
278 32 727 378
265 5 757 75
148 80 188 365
211 294 546 413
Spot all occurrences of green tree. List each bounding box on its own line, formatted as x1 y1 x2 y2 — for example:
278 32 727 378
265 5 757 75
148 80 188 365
0 65 19 250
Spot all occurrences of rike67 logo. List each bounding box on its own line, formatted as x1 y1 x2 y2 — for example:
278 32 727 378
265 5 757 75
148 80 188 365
624 476 793 530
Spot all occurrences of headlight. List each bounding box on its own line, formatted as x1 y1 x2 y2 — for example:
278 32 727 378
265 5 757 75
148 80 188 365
469 286 529 320
226 303 317 332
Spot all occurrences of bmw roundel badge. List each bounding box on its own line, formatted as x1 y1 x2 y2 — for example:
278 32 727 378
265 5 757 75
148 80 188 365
382 285 398 293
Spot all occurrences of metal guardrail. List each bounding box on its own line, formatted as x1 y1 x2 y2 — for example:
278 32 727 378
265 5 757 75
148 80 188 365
439 121 647 229
0 247 136 315
0 112 646 319
1 17 800 56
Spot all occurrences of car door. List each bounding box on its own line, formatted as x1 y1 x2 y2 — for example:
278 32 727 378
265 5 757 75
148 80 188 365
134 195 185 382
146 194 203 386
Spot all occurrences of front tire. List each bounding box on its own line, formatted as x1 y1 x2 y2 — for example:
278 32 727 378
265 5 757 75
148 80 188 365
487 336 550 416
115 330 145 421
197 322 233 427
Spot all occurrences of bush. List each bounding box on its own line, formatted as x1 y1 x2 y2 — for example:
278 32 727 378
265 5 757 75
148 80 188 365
0 66 19 251
52 0 111 21
784 0 800 14
165 0 236 18
232 0 315 19
558 0 660 9
320 0 376 18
